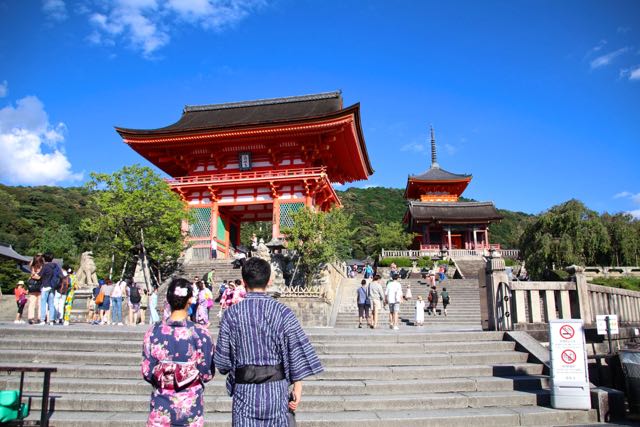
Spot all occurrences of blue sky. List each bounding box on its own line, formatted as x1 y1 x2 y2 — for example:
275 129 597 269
0 0 639 217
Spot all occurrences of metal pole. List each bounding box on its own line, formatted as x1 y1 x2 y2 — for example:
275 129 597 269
606 315 614 355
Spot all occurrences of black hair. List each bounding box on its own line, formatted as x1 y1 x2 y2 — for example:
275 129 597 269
44 253 54 262
442 287 447 291
234 279 242 286
241 257 271 289
373 274 381 281
166 278 193 311
361 279 367 285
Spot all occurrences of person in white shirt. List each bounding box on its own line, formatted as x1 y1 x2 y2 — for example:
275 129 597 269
385 275 403 330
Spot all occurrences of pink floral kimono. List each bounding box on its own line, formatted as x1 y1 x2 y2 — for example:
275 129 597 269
141 319 215 426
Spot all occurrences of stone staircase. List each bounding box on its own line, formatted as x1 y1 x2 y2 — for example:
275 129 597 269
334 278 482 329
0 324 598 426
178 259 242 284
453 258 487 279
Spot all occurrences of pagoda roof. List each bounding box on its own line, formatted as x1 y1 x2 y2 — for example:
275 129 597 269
409 165 471 182
408 201 503 224
116 91 345 136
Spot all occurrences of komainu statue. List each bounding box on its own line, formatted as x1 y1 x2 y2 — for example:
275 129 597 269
75 251 99 289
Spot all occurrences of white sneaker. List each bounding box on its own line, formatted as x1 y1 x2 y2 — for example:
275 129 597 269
63 321 69 326
118 322 124 326
38 322 46 326
393 326 399 330
13 320 19 324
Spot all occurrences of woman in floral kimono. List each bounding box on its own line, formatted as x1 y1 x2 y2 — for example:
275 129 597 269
141 278 215 427
194 281 209 326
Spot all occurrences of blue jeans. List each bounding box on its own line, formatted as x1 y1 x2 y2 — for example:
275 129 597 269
40 288 55 323
111 297 123 323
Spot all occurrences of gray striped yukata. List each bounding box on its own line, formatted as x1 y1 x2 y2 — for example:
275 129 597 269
214 292 323 426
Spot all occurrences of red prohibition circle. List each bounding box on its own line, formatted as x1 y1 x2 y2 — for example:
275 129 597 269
561 349 577 364
559 325 575 339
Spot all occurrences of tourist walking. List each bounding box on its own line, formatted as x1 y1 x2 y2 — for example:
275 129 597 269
363 263 373 279
195 281 209 326
404 284 413 301
214 258 324 426
356 279 370 328
140 288 149 324
415 296 425 326
427 286 439 316
53 268 69 323
385 276 403 330
111 279 126 325
26 254 43 324
368 275 385 329
148 286 160 324
14 281 27 324
128 282 142 325
62 268 76 326
142 278 215 427
441 287 450 317
39 253 62 325
100 279 114 325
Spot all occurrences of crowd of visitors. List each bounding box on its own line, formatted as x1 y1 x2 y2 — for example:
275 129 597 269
354 262 452 329
142 257 323 426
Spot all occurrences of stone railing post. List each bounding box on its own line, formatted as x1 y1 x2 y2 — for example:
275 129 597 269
570 265 594 326
480 250 511 330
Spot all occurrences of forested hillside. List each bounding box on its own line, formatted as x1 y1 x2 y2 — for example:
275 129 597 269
0 184 543 289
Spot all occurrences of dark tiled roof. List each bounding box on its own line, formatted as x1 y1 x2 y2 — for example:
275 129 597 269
116 91 344 135
0 242 32 263
410 166 471 181
408 201 503 222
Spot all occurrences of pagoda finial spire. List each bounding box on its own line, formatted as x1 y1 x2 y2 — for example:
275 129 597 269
430 125 439 169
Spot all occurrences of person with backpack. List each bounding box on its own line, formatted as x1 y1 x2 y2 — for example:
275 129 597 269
38 253 61 325
53 268 69 324
128 281 142 325
427 286 439 316
441 287 450 317
356 279 370 328
26 254 43 324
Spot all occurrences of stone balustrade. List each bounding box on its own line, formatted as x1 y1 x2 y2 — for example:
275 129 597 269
482 260 640 330
381 248 520 259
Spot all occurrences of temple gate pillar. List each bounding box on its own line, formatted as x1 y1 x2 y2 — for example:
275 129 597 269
473 227 478 249
447 227 452 250
272 198 280 239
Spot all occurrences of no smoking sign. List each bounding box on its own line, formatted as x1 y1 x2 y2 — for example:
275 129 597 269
559 324 574 339
561 349 577 364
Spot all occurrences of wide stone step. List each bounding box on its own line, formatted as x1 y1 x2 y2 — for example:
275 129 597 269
0 375 541 397
19 406 596 426
20 390 551 413
0 348 529 369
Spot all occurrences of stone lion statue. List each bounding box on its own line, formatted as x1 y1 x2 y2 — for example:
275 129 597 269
75 251 99 289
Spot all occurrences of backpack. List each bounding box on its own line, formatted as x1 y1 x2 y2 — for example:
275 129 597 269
129 286 141 304
95 288 104 305
59 275 70 294
442 293 450 304
27 279 41 293
48 263 63 291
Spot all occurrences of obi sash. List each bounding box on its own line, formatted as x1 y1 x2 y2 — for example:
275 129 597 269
153 360 200 391
235 364 285 385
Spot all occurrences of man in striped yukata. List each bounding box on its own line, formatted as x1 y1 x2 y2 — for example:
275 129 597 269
214 257 324 426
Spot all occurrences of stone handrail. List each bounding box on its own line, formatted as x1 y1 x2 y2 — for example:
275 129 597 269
510 281 576 324
585 282 640 324
483 261 640 330
277 285 323 298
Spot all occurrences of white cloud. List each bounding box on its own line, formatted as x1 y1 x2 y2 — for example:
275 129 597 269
0 96 82 185
400 142 425 152
585 40 607 58
620 65 640 81
83 0 265 57
629 209 640 219
42 0 68 21
0 81 7 98
614 191 632 199
590 47 630 69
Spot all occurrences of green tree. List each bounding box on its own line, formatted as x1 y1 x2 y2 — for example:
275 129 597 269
81 165 188 285
519 200 611 278
282 207 355 285
362 222 415 256
602 213 639 266
29 223 78 263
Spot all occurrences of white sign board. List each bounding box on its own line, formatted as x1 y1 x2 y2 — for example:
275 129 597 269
549 319 591 410
596 314 619 335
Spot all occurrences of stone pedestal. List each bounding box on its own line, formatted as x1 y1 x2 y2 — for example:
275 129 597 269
70 289 93 323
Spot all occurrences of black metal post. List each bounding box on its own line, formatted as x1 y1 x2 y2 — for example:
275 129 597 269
41 370 51 427
606 315 614 355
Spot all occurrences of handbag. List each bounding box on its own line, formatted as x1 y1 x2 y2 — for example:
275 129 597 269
27 279 41 294
95 289 105 305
